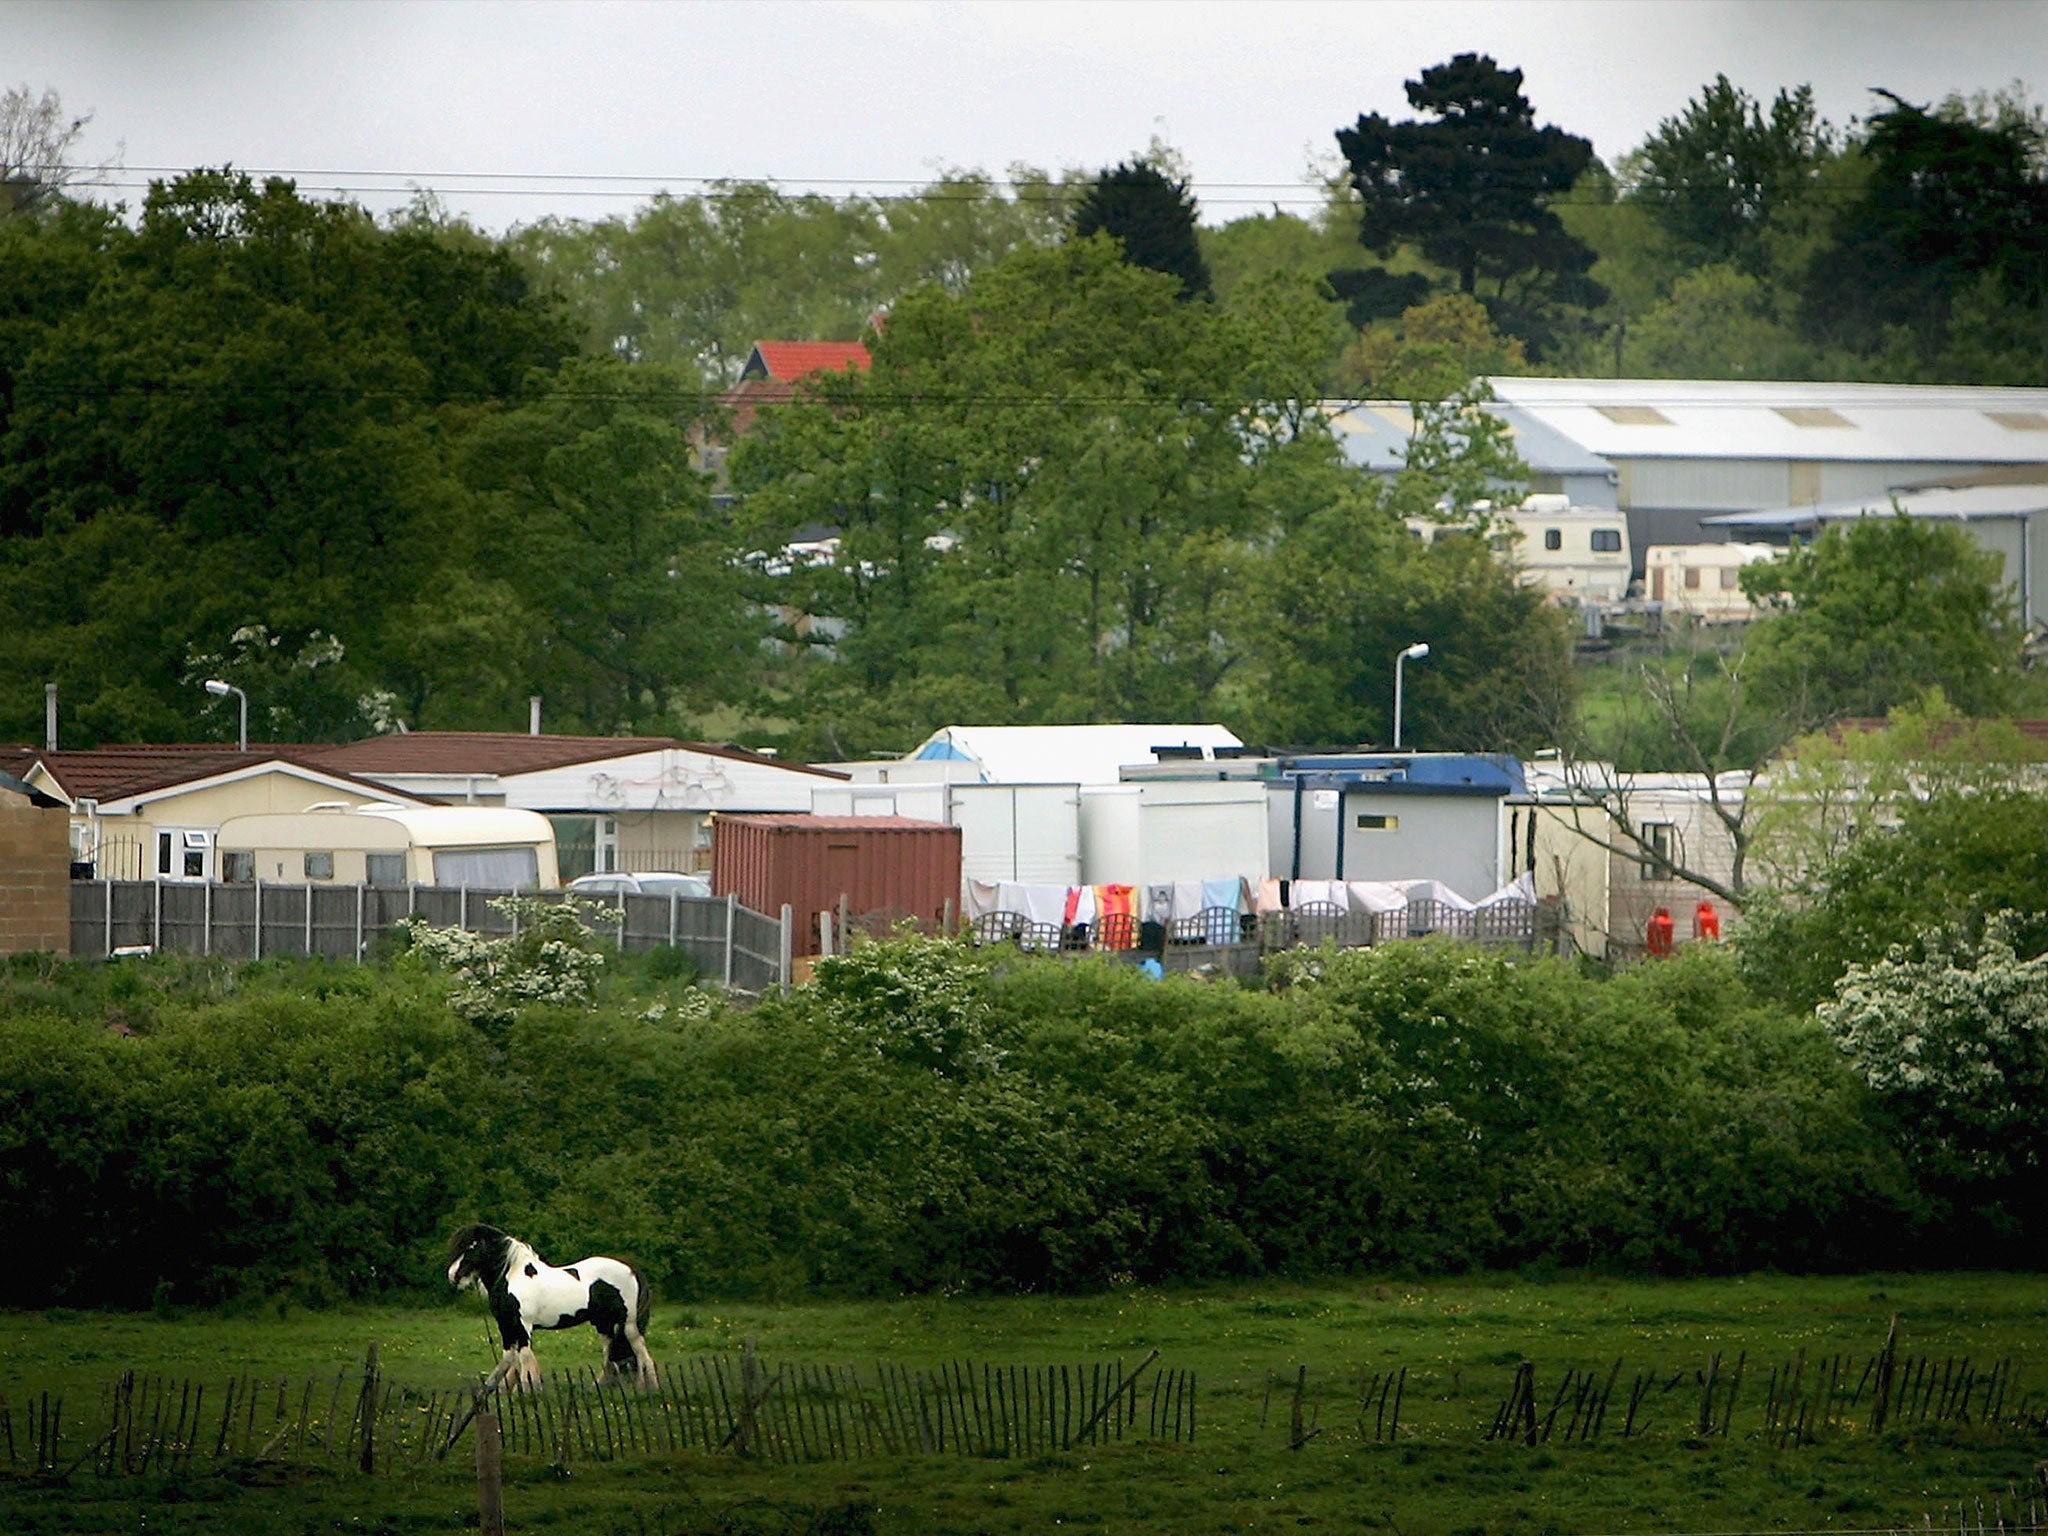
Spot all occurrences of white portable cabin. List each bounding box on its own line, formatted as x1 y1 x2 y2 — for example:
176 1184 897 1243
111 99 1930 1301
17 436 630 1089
215 804 561 890
1076 781 1270 904
812 781 1084 889
1643 543 1777 621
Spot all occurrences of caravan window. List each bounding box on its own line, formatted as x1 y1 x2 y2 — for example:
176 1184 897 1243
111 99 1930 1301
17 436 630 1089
365 852 406 886
1590 529 1622 552
1543 529 1562 551
221 851 254 884
432 846 540 890
303 851 335 881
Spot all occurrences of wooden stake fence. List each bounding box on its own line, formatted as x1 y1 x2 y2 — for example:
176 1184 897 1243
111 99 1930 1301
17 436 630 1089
1 1349 1190 1478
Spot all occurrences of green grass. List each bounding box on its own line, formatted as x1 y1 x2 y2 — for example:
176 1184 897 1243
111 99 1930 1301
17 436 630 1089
3 1272 2044 1535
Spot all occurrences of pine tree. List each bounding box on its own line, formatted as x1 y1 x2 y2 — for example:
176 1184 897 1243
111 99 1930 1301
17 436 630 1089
1071 160 1212 300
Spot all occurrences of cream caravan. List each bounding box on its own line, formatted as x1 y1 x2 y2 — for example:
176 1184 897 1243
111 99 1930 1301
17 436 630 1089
215 804 560 889
1408 495 1632 605
1643 543 1776 621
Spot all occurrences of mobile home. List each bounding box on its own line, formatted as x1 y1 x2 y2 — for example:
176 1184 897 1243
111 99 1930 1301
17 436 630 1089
215 805 560 889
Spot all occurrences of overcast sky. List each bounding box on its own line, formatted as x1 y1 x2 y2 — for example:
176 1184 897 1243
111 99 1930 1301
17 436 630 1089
9 0 2048 230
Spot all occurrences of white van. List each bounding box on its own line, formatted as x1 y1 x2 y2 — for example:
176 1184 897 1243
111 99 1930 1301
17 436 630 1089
215 804 561 889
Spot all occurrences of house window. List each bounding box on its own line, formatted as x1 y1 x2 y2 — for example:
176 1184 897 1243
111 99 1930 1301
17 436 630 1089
1355 814 1399 830
1543 528 1562 551
303 851 335 881
156 828 212 880
1590 529 1622 552
366 852 406 886
1642 822 1678 874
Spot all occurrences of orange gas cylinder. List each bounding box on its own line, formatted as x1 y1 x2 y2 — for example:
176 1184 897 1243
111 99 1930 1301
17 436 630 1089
1693 901 1721 941
1646 906 1676 957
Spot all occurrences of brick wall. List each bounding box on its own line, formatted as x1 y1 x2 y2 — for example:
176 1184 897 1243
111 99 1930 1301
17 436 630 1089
0 793 71 956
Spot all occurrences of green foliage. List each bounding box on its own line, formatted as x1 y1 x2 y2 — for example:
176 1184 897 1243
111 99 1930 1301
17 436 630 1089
1332 292 1529 400
1070 158 1212 300
507 172 1074 386
1741 513 2023 721
1740 786 2048 1011
458 355 749 732
1334 53 1605 356
1819 914 2048 1243
0 933 1946 1310
0 169 575 743
1624 76 1836 272
733 239 1341 754
1805 90 2048 360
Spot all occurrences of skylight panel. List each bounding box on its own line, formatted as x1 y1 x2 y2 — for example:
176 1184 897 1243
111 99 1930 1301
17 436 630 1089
1986 411 2048 432
1774 407 1854 428
1594 406 1673 426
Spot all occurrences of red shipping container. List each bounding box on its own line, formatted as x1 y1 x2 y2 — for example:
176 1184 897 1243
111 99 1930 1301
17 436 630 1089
711 815 963 956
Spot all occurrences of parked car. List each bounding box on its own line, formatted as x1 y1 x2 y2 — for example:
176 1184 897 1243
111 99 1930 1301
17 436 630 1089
566 871 712 899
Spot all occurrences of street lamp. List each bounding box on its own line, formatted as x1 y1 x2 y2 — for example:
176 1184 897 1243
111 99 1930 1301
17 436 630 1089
1392 642 1430 751
203 679 248 752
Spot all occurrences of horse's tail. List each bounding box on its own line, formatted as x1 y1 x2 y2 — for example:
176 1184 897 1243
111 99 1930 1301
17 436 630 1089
632 1266 653 1337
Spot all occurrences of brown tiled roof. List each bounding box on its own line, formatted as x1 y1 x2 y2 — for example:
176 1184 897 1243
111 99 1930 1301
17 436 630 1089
307 732 845 780
29 745 427 804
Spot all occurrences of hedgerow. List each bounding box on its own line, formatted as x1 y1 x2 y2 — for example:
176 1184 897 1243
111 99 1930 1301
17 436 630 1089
0 938 1947 1308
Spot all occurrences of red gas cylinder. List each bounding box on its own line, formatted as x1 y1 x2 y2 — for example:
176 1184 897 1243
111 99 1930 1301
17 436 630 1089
1693 901 1721 942
1646 906 1676 957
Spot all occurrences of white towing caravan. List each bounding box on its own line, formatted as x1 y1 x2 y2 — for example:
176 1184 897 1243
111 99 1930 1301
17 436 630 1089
215 804 560 889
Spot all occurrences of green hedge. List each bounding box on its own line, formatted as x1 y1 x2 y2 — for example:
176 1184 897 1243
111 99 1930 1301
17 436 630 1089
0 941 1930 1308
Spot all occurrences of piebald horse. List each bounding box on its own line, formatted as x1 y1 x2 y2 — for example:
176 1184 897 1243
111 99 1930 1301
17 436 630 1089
446 1223 658 1390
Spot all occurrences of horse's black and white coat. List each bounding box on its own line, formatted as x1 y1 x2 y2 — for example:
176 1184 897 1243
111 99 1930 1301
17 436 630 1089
446 1223 657 1390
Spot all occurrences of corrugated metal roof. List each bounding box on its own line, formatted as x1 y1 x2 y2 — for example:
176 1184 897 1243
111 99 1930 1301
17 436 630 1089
1489 378 2048 464
1328 402 1614 477
1705 482 2048 531
906 724 1244 786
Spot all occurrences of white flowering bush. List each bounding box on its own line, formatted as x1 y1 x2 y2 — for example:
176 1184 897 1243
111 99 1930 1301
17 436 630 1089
808 933 1003 1078
1818 913 2048 1191
399 894 608 1027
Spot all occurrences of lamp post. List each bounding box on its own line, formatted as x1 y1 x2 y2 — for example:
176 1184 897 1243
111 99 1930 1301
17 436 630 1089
1392 642 1430 751
203 679 248 752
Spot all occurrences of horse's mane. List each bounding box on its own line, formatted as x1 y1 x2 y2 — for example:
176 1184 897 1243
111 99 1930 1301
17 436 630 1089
447 1222 513 1282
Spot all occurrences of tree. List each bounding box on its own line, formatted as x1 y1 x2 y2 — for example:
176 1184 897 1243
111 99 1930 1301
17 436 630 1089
509 171 1074 387
732 242 1344 757
1333 54 1605 355
1624 77 1836 272
0 84 113 216
459 357 749 733
1625 264 1810 379
1332 291 1528 400
1804 89 2048 358
0 170 575 743
1817 913 2048 1247
1070 159 1211 300
1231 376 1576 751
1742 512 2023 722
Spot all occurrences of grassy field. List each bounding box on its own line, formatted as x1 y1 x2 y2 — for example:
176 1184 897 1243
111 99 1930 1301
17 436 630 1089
2 1272 2044 1536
